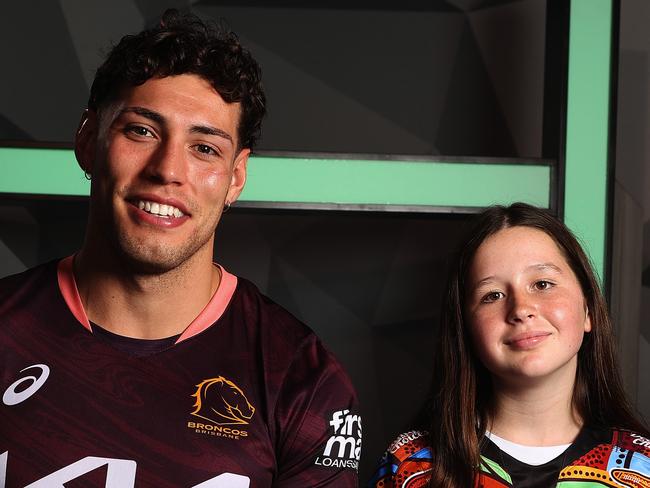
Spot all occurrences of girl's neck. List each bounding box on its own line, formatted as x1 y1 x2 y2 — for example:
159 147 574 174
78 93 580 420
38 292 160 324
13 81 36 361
488 374 583 446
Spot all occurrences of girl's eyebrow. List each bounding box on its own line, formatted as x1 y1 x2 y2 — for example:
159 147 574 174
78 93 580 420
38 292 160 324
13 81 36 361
526 262 563 273
475 276 496 287
468 276 497 295
470 263 563 292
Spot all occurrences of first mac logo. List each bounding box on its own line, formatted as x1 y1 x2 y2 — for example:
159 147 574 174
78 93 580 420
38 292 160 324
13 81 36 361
187 375 255 440
315 409 362 470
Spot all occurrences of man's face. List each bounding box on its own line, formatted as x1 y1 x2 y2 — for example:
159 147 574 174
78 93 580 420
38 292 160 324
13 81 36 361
79 74 248 273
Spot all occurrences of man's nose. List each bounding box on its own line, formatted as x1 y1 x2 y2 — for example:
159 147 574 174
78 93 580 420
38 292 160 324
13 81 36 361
144 139 188 185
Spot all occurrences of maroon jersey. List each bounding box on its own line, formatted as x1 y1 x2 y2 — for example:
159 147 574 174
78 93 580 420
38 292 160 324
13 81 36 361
0 257 361 487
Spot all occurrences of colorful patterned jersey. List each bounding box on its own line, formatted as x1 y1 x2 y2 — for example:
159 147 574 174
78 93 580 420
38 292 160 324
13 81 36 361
369 428 650 487
1 258 361 487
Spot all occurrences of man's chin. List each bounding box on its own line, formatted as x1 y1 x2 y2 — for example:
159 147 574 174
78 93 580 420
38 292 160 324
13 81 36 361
124 257 180 275
115 246 193 276
107 228 212 276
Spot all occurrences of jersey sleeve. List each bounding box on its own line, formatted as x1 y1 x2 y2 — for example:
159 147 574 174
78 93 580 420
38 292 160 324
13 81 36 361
560 429 650 486
272 334 361 487
368 430 433 488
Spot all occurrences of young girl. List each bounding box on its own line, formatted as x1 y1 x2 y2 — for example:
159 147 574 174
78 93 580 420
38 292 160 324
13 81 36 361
370 203 650 487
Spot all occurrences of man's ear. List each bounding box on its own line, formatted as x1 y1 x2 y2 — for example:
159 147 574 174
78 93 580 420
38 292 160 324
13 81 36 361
74 109 98 175
225 148 250 205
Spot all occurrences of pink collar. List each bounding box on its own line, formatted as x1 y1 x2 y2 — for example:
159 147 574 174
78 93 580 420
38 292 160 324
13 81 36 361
56 255 237 344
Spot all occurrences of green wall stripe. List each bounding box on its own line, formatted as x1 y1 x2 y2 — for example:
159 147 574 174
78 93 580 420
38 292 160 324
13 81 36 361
564 0 612 280
0 147 89 196
0 147 550 209
244 156 550 208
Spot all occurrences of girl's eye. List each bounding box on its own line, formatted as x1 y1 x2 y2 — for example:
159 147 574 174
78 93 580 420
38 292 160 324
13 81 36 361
481 291 504 303
534 280 554 291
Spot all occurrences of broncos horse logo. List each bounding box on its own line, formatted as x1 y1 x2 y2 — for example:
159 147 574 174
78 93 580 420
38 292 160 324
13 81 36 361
191 376 255 425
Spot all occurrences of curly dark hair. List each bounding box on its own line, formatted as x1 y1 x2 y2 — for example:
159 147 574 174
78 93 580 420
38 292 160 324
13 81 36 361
88 9 266 150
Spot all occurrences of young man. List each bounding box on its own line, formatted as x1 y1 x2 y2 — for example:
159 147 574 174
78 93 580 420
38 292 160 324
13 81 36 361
0 10 361 487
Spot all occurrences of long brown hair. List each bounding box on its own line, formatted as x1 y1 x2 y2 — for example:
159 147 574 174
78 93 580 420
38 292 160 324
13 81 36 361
426 203 649 487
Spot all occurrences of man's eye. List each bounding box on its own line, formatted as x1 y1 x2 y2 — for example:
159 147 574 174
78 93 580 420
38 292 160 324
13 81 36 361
126 126 154 138
195 144 218 156
481 291 503 303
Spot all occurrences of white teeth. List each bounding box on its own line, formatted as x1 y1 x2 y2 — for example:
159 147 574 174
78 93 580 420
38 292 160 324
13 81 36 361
136 200 184 218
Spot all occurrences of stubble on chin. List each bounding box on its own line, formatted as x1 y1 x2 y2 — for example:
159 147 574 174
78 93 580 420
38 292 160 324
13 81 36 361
110 227 214 276
106 202 221 276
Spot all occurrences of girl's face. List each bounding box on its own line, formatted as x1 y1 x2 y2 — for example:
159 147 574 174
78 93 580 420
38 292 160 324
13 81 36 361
464 226 591 390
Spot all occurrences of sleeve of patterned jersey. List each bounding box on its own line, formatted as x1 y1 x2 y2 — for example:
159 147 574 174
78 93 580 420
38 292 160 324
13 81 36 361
273 335 361 487
367 431 433 488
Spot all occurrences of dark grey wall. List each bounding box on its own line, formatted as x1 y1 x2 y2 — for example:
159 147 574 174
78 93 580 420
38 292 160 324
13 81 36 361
1 1 548 158
611 0 650 425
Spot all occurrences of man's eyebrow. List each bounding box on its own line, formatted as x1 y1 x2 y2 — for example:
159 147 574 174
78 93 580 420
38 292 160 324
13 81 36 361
121 106 165 124
190 124 233 144
118 107 234 144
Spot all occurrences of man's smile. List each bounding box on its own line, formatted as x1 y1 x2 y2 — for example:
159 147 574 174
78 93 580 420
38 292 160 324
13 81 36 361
137 200 185 218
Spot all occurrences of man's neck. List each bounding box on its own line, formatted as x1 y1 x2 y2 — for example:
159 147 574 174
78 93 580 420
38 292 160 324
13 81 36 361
73 246 220 340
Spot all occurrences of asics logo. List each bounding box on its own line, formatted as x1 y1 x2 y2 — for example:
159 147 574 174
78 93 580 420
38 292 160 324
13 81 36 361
3 364 50 406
